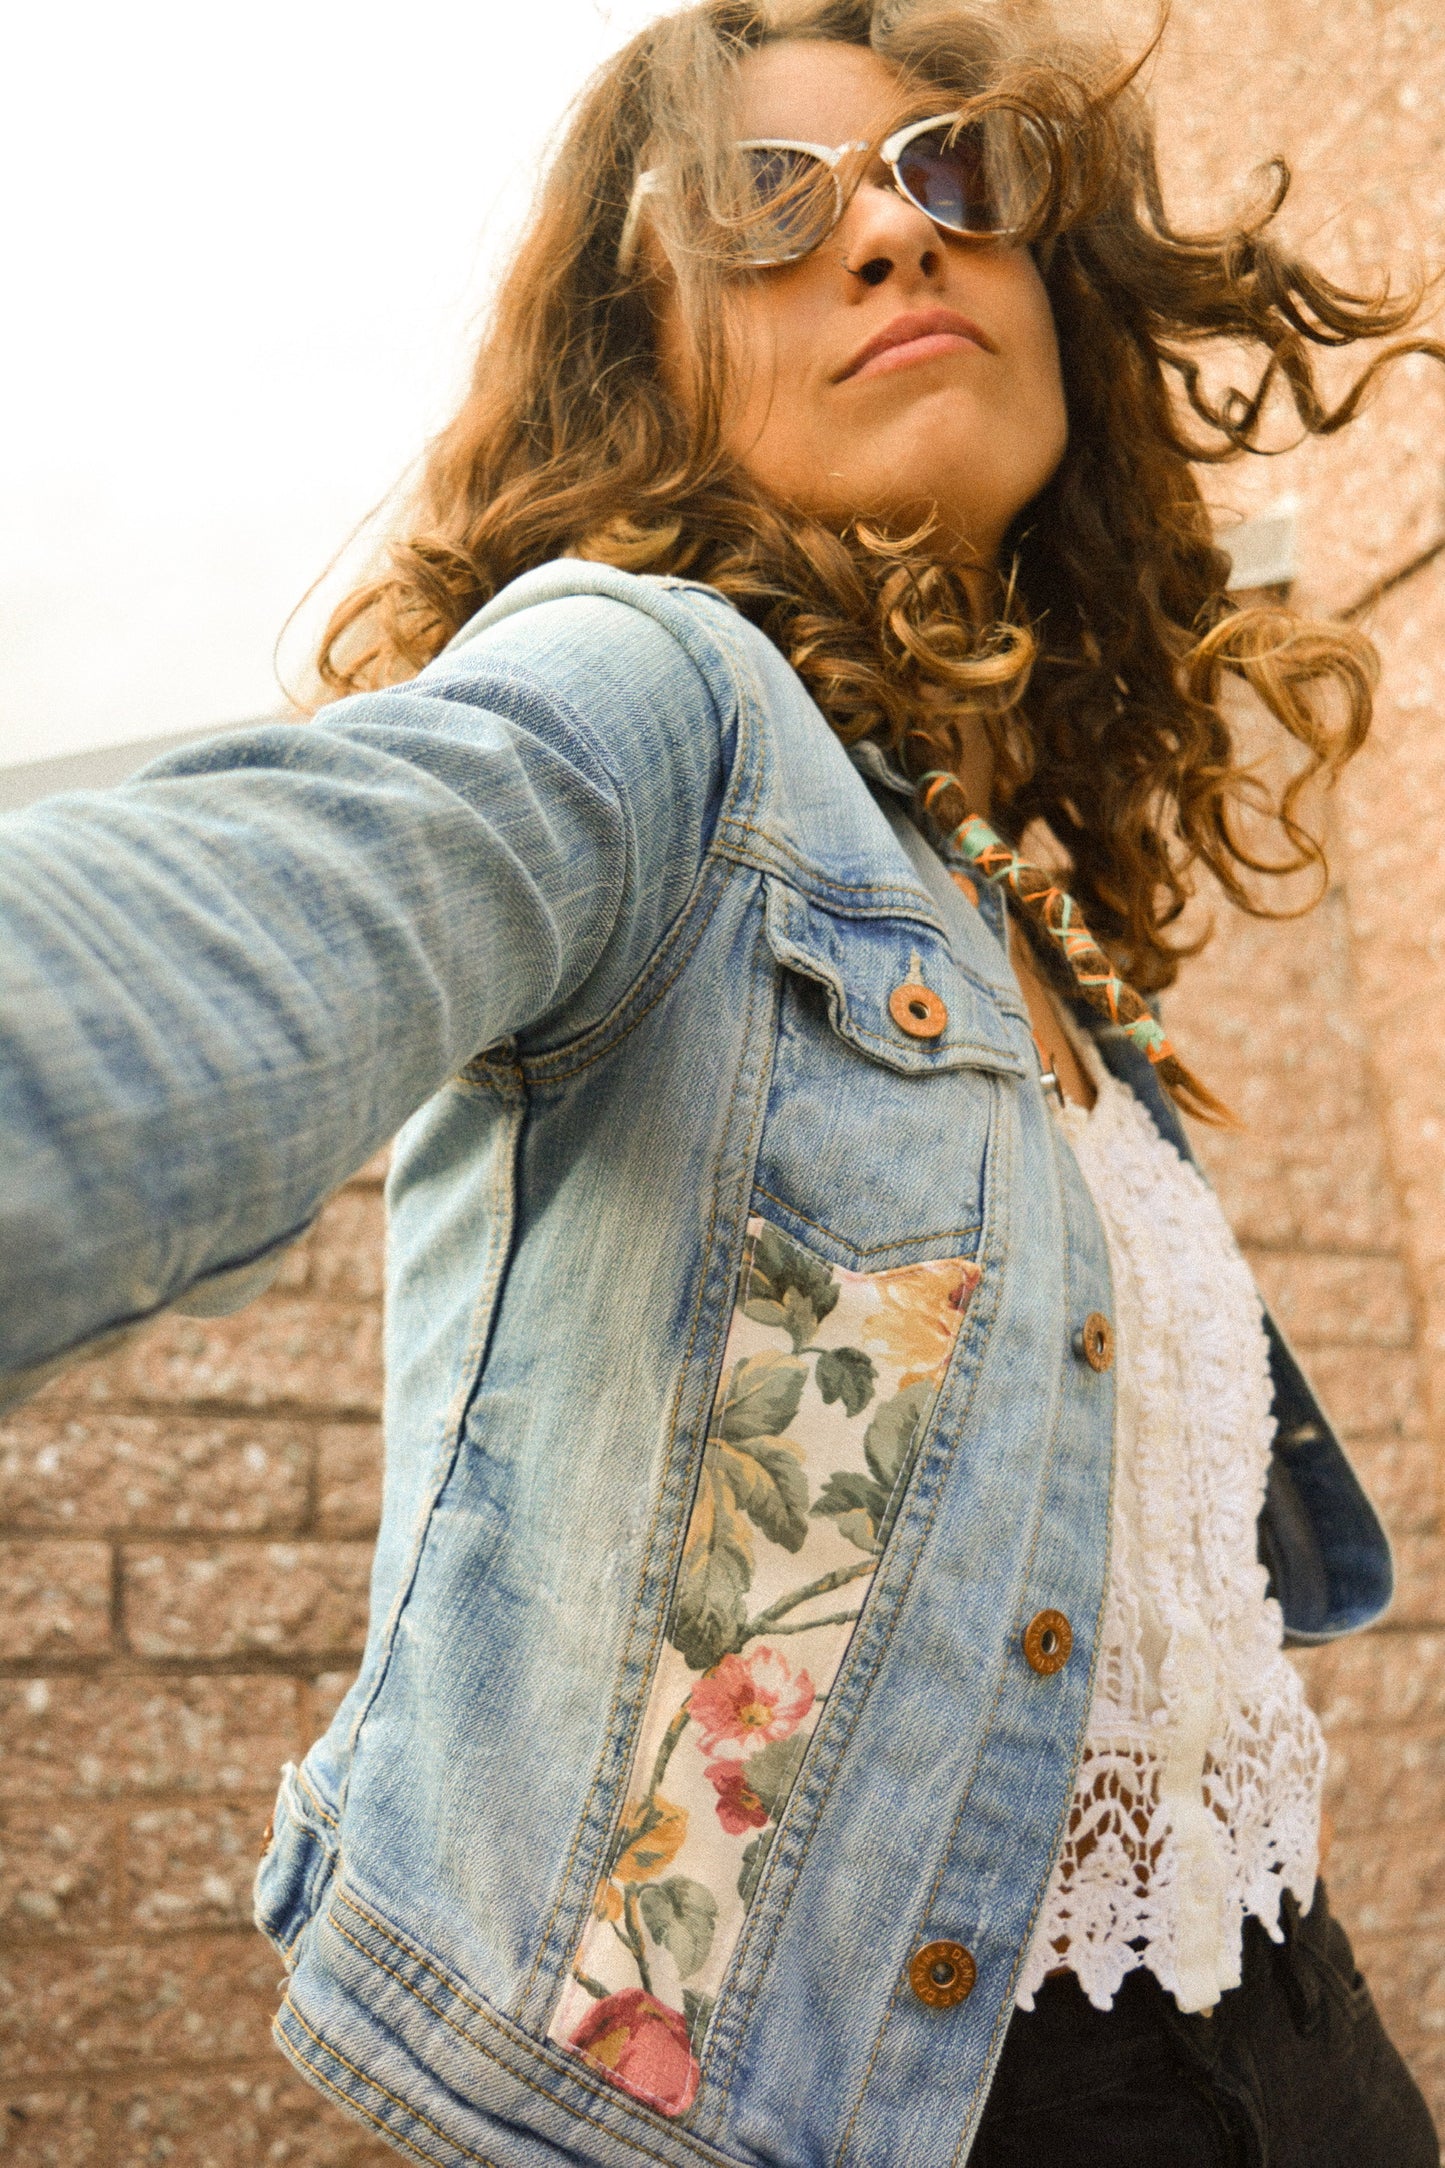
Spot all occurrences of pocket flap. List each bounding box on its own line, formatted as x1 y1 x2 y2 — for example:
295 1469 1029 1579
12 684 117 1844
764 879 1026 1078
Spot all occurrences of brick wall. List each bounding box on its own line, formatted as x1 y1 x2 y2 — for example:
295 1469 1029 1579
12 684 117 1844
0 1163 394 2163
1142 0 1445 2123
5 3 1445 2158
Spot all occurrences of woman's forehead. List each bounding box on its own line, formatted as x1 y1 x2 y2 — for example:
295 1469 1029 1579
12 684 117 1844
734 39 910 146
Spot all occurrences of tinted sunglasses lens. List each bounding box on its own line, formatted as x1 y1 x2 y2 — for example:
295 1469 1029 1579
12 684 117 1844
894 121 1000 234
739 146 840 262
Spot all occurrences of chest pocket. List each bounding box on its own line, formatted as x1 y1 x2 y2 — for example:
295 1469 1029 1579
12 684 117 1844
754 878 1027 1271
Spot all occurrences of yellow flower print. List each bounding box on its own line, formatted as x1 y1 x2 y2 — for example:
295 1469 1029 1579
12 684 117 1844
862 1258 980 1389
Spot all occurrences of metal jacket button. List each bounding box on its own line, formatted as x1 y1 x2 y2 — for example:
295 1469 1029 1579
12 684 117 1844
1073 1312 1115 1372
1023 1609 1073 1675
909 1940 977 2007
888 980 948 1039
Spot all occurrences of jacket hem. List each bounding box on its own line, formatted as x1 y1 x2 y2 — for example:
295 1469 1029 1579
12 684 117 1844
276 1886 751 2168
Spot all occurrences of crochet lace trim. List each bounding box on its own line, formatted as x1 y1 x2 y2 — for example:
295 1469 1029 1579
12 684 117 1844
1015 1059 1326 2015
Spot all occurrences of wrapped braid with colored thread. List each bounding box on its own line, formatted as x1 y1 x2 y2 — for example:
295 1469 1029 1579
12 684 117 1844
914 770 1231 1125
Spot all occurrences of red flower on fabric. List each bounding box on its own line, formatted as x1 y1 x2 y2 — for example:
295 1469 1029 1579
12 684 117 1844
688 1647 814 1761
569 1988 701 2117
705 1760 770 1835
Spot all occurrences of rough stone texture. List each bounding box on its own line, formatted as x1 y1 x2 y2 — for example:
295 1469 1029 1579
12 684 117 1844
0 1173 391 2161
0 1544 111 1662
0 1413 311 1535
121 1542 374 1662
5 6 1445 2159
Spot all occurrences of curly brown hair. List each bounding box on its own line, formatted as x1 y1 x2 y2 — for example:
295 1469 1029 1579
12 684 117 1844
317 0 1436 1103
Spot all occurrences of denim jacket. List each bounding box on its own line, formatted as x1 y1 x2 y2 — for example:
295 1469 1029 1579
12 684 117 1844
0 562 1390 2168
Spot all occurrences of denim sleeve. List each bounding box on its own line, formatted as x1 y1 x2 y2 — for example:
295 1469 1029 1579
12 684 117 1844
0 590 732 1390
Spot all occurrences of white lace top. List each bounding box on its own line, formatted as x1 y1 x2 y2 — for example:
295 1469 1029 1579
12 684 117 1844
1015 1046 1327 2016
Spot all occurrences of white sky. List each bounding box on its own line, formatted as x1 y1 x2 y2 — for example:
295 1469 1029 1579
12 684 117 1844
0 0 670 767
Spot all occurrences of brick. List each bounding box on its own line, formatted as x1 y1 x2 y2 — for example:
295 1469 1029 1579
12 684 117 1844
0 1413 309 1536
123 1802 269 1930
347 1147 391 1190
1386 1532 1445 1631
314 1425 383 1538
1323 1725 1445 1832
0 2088 102 2166
309 1671 359 1740
304 1191 385 1302
1348 1929 1445 2047
106 2066 398 2165
0 1807 113 1938
0 1544 111 1661
0 1677 299 1806
1244 1250 1415 1349
1324 1824 1445 1933
0 1935 280 2081
1294 1629 1445 1731
1300 1344 1427 1440
1342 1435 1441 1536
44 1302 383 1417
121 1544 372 1662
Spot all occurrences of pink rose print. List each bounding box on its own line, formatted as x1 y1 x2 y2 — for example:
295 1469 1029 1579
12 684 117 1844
689 1646 814 1761
570 1988 701 2116
705 1760 770 1836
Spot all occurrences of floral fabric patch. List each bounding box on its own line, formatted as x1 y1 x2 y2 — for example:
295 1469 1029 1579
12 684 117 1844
549 1218 981 2116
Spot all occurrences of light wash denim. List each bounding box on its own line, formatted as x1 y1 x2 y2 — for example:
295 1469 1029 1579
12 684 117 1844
0 562 1391 2167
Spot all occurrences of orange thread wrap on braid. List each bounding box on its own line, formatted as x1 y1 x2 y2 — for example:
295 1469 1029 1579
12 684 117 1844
911 773 1231 1123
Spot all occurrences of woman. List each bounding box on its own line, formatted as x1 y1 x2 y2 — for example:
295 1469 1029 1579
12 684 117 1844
0 1 1438 2161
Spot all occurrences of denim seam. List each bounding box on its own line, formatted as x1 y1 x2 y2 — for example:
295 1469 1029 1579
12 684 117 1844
338 1076 523 1802
717 827 946 916
278 1995 481 2168
750 1184 981 1260
292 1764 341 1834
828 1089 1027 2168
323 1891 751 2168
517 867 733 1086
519 919 773 2021
700 1077 1007 2117
502 584 763 1080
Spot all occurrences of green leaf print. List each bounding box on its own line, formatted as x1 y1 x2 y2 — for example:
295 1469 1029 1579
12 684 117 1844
718 1350 807 1442
683 1989 716 2055
863 1378 936 1493
737 1827 774 1907
810 1468 889 1552
741 1226 840 1352
670 1454 753 1671
639 1875 719 1979
744 1729 809 1818
814 1345 877 1417
718 1436 809 1553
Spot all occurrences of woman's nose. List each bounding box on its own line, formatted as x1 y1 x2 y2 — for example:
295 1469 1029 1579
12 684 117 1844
835 180 944 289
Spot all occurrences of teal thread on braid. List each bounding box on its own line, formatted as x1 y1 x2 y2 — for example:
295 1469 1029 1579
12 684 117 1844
1125 1015 1168 1056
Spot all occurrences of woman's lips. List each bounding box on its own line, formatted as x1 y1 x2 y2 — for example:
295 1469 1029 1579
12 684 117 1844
836 308 994 383
850 329 984 379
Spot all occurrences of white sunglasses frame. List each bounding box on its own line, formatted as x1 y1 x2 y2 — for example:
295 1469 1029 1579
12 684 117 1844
616 110 1012 276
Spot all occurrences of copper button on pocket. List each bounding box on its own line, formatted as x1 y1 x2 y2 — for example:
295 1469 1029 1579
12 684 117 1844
909 1940 977 2008
889 982 948 1039
1073 1312 1115 1372
1023 1608 1073 1675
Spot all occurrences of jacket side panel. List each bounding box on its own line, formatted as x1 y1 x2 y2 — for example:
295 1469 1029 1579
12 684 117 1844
322 853 779 2013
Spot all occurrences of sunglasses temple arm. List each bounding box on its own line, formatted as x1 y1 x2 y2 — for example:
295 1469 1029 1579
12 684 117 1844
617 169 661 276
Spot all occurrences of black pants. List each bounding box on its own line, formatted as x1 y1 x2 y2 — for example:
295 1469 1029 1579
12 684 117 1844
973 1885 1439 2167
